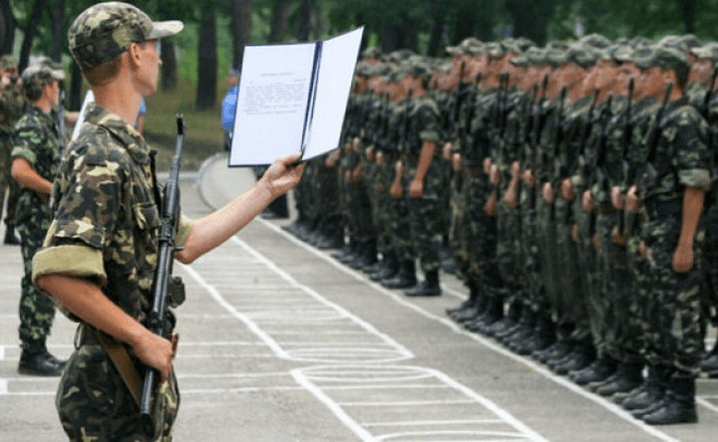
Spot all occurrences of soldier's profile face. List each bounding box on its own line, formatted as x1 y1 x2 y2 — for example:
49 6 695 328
687 59 713 88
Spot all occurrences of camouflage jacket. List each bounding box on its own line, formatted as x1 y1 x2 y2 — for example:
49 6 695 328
404 95 440 158
639 101 711 204
33 103 192 324
0 82 26 135
11 105 62 228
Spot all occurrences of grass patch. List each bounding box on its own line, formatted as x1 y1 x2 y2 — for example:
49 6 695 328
143 81 231 171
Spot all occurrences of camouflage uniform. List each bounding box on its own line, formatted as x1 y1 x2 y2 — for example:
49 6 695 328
34 103 191 441
404 95 443 274
638 102 710 375
12 104 62 346
32 3 187 440
0 75 25 229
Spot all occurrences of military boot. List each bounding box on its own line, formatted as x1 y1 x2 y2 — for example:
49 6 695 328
18 339 66 376
700 340 718 377
481 298 519 336
622 364 670 411
450 281 483 322
596 361 644 397
569 353 618 386
382 259 416 289
513 313 555 356
370 253 398 281
3 224 20 245
641 372 697 425
404 270 441 297
466 289 505 333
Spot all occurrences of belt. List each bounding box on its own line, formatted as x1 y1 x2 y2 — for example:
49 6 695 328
644 199 682 219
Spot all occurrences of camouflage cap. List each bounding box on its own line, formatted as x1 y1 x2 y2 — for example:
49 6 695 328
384 49 414 64
484 42 505 59
368 62 393 77
633 45 690 87
656 35 689 53
68 2 184 70
0 54 18 70
446 37 483 56
21 65 61 99
627 36 651 50
500 38 524 55
361 46 382 60
691 42 718 60
679 34 703 49
525 46 548 66
566 44 605 68
578 33 611 49
355 61 373 77
603 44 633 64
544 46 568 67
509 54 529 67
512 37 536 52
30 55 66 79
403 57 433 81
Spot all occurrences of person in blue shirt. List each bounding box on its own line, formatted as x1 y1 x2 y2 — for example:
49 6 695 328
221 67 240 151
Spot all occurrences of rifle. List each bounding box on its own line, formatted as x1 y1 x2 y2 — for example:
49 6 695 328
566 88 599 225
58 89 67 148
624 82 673 236
493 72 510 199
548 86 567 221
528 75 550 208
617 76 635 236
140 115 186 436
587 94 613 236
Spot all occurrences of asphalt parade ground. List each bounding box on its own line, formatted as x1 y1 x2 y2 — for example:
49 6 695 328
2 153 718 441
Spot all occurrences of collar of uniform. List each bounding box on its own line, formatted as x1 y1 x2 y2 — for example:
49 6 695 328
84 103 151 165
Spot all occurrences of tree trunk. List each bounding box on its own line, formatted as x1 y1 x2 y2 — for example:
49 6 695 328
268 0 291 43
231 0 253 70
505 0 552 46
679 0 696 34
160 39 178 91
195 4 218 110
380 22 416 53
19 0 48 71
0 0 14 55
427 0 446 57
298 0 315 41
51 0 63 62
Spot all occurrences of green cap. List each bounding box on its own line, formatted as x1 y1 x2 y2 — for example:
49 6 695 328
544 46 568 67
21 65 63 99
0 54 18 69
68 1 184 70
567 44 605 68
691 42 718 60
633 45 690 87
403 57 433 81
368 62 393 77
525 47 549 66
446 37 483 56
362 47 382 60
578 33 611 49
484 42 505 59
355 61 373 77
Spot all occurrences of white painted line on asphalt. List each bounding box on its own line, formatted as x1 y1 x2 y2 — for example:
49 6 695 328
177 353 276 359
697 397 718 414
291 369 378 442
361 419 505 427
178 371 290 379
177 341 266 346
0 345 4 361
341 399 478 406
0 379 7 394
182 386 304 395
374 430 532 441
260 219 682 442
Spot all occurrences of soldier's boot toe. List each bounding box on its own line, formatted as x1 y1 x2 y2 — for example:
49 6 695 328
18 350 66 377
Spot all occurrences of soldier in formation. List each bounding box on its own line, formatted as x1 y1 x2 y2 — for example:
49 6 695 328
285 33 718 426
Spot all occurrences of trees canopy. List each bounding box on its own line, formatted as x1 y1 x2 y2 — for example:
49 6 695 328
2 0 718 111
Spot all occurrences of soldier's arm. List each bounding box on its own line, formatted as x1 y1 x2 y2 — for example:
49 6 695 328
37 275 174 383
176 154 305 264
10 158 52 194
673 186 704 273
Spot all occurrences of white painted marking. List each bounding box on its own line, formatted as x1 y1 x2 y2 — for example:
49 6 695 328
259 219 684 442
0 345 4 361
0 379 7 394
697 397 718 415
361 419 505 427
341 399 478 406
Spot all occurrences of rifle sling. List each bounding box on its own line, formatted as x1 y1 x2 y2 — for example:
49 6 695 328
78 323 143 407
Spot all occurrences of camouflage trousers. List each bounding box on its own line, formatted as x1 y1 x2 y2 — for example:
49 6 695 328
16 215 55 344
448 172 469 281
57 344 179 441
700 202 718 324
555 198 587 330
535 197 560 322
596 209 641 362
347 179 375 244
387 193 412 261
574 202 606 354
315 163 342 234
0 135 19 226
519 187 545 313
625 231 655 364
642 211 705 374
496 199 523 303
464 173 501 292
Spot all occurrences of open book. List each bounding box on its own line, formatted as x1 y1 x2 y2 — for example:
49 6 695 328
228 27 364 166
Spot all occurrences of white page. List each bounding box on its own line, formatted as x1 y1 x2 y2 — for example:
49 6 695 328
229 43 316 166
71 90 95 142
303 27 364 160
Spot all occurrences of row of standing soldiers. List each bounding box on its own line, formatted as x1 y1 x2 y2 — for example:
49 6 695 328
284 34 718 425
